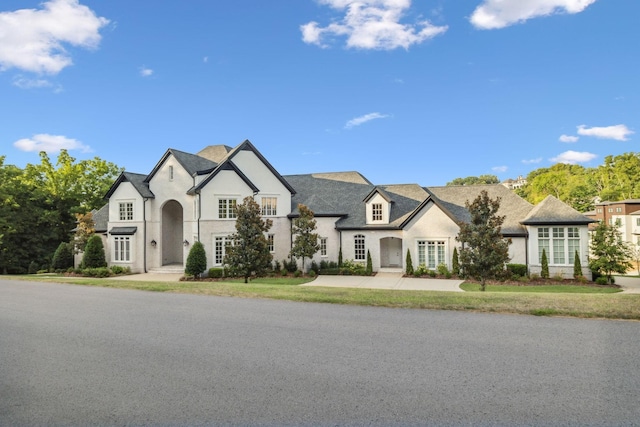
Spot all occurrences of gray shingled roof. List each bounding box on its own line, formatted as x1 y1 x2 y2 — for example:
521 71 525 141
521 195 595 225
426 185 534 235
104 172 154 199
169 149 218 176
92 203 109 232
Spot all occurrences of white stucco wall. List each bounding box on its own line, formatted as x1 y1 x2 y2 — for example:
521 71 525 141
365 193 390 225
106 181 146 273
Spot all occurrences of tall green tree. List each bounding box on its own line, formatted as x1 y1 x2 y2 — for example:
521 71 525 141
82 235 107 268
456 190 511 291
589 222 632 284
224 197 273 283
290 204 320 273
447 174 499 186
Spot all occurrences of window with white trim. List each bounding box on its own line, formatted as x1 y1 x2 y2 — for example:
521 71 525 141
320 237 327 256
538 227 581 265
114 237 131 262
119 202 133 221
214 236 232 265
616 207 622 213
354 235 365 261
372 203 383 222
261 197 277 216
417 240 446 269
218 199 237 219
636 218 640 227
267 234 274 253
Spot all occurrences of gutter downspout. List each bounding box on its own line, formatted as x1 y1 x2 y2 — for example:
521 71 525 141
143 198 148 273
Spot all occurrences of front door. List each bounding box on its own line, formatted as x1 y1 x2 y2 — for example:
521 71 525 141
380 237 402 268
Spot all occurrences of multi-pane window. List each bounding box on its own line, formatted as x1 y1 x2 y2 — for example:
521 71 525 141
636 218 640 227
372 203 383 221
114 237 130 262
538 227 581 265
119 202 133 221
320 237 327 256
261 197 277 216
418 240 445 268
616 207 622 213
552 228 565 264
267 234 274 253
218 199 237 219
608 208 613 213
214 236 231 265
354 235 365 261
538 228 550 263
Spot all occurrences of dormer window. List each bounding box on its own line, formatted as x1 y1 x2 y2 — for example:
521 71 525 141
372 203 383 222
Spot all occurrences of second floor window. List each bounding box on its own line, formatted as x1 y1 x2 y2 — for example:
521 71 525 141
261 197 277 216
219 199 237 219
372 203 383 221
119 202 133 221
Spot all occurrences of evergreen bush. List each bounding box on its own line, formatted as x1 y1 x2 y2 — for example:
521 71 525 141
452 247 460 275
82 235 107 268
540 249 549 279
52 242 74 271
185 241 207 277
365 250 373 275
573 250 582 278
405 249 414 275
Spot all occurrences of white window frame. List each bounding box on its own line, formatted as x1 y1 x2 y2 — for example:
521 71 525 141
417 240 446 269
218 199 237 219
214 236 232 265
267 234 274 253
119 201 134 221
354 235 365 261
261 197 277 216
320 237 327 257
538 226 581 266
114 236 131 262
371 203 383 222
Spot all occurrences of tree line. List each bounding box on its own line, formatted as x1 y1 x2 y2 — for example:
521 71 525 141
0 150 121 274
447 152 640 212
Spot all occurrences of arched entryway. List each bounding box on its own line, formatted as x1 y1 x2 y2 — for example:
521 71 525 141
161 200 184 266
380 237 402 268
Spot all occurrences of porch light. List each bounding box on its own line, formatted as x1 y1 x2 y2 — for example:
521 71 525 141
150 240 157 247
183 240 190 247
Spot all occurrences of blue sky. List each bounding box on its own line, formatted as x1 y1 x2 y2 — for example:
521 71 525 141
1 0 637 186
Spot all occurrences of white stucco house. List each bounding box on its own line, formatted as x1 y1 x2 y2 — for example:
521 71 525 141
100 140 595 278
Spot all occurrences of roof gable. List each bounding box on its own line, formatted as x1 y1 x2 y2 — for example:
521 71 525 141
104 172 154 200
145 148 218 183
188 161 259 195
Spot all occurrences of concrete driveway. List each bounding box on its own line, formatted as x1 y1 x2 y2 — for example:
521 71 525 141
615 275 640 294
304 272 465 292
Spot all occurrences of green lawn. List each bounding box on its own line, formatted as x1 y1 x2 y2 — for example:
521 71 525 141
460 283 622 293
8 274 640 320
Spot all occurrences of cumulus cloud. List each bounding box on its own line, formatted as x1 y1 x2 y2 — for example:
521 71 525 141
522 157 543 164
345 112 390 129
0 0 109 75
13 134 91 153
301 0 448 50
577 124 634 141
550 150 596 164
470 0 596 30
492 166 508 173
139 67 154 77
559 134 579 143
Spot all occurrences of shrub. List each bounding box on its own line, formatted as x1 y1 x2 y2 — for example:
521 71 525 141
36 269 49 275
428 270 436 278
82 235 107 268
414 265 429 276
338 248 343 267
51 242 74 271
308 270 316 278
451 247 460 275
319 260 329 270
273 260 281 272
405 249 414 275
540 249 549 279
208 268 224 278
28 261 39 274
506 263 528 278
185 241 207 277
530 273 540 280
573 251 582 278
294 270 302 277
436 263 449 276
340 259 366 276
84 267 111 278
310 261 319 274
365 250 373 275
284 258 298 273
595 276 609 285
110 265 129 275
281 269 288 277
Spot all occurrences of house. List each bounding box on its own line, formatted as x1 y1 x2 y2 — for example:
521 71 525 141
102 140 595 279
501 175 527 190
586 200 640 247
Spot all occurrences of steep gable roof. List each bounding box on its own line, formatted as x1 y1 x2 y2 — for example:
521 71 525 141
104 172 154 199
521 195 596 225
187 161 259 195
92 203 109 233
145 148 218 183
426 185 534 236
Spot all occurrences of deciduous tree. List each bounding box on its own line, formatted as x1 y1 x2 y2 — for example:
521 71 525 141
456 190 511 291
589 222 632 284
290 204 320 273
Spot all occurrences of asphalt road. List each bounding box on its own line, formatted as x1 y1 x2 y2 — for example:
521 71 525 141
1 279 639 426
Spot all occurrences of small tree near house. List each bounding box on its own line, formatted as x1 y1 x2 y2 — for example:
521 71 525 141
224 196 273 283
456 190 511 291
541 248 549 279
405 249 414 275
366 250 373 275
51 242 74 271
82 234 107 268
185 241 207 278
451 247 460 276
589 221 632 284
290 204 320 273
573 250 582 279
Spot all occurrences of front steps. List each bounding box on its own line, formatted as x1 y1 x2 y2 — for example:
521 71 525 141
148 264 184 274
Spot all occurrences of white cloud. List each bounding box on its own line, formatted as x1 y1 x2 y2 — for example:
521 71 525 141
301 0 448 50
139 67 153 77
559 134 579 143
492 166 508 173
470 0 596 30
550 150 596 164
12 75 52 89
13 134 91 153
522 157 543 164
0 0 109 74
577 124 634 141
345 112 390 129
